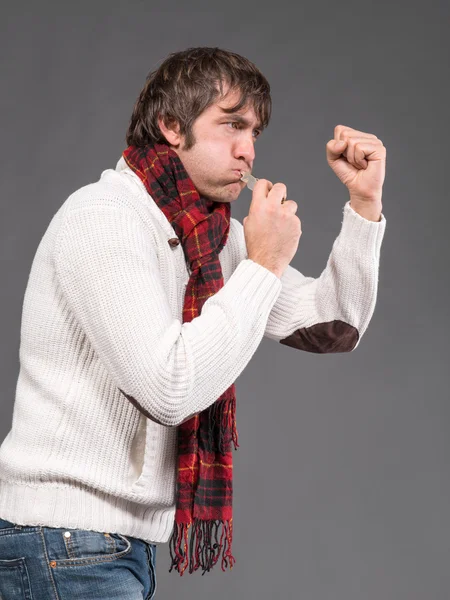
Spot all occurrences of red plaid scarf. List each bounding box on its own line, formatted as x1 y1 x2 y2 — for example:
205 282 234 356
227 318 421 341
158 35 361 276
122 143 239 575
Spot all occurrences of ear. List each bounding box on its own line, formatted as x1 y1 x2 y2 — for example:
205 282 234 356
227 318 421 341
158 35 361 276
157 115 182 147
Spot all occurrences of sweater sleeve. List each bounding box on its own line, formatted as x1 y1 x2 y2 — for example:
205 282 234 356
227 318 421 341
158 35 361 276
54 205 282 427
261 201 386 352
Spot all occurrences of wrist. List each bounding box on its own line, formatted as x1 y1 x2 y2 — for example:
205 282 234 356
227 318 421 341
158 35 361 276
248 257 282 279
349 197 383 222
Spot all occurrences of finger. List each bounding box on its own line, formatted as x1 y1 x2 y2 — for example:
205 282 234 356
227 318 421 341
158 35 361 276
354 143 368 168
327 139 348 161
254 178 273 194
268 182 288 205
249 179 273 213
339 136 382 167
334 125 379 141
346 141 385 167
327 138 383 169
354 141 386 164
282 200 298 214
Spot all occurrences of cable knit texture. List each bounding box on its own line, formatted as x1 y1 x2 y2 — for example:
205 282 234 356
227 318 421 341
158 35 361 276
0 156 386 544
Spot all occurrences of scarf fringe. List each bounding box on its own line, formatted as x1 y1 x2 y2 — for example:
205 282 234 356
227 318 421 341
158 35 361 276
168 518 235 576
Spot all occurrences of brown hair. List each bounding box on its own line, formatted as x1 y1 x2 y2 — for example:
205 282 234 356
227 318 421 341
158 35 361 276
125 47 272 150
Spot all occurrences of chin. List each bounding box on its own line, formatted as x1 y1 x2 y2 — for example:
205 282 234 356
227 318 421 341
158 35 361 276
220 195 239 204
224 188 242 203
204 185 241 204
209 193 238 204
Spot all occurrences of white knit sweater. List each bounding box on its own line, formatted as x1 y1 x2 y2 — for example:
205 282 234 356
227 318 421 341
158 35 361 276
0 156 386 543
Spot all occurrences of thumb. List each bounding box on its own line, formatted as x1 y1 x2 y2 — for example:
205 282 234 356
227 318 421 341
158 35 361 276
328 139 347 155
326 138 348 166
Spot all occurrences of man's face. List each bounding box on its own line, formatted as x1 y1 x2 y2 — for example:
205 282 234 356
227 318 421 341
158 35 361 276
169 88 263 203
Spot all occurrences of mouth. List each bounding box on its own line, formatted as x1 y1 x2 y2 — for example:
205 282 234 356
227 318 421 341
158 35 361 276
232 170 247 183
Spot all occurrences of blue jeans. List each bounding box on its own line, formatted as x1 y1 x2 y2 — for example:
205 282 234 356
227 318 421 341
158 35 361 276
0 517 157 599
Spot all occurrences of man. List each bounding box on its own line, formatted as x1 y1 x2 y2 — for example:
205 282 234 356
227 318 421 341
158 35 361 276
0 46 386 598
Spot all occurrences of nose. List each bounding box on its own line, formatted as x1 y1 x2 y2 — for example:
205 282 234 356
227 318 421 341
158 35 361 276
234 134 255 165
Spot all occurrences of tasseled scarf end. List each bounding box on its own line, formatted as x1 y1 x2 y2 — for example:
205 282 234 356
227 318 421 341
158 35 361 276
169 518 236 576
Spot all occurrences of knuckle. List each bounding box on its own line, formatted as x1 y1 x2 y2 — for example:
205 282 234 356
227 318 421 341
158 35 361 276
273 182 287 193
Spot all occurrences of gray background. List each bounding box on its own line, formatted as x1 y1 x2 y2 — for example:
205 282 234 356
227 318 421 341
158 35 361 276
1 1 449 598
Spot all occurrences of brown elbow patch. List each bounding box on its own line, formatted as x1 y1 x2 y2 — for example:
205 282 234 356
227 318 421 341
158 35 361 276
279 320 359 353
118 388 165 426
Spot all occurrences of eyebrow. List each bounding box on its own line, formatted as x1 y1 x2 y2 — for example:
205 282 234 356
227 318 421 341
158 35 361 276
218 111 263 131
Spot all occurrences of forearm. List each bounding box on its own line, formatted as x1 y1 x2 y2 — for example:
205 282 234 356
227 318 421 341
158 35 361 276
263 201 386 349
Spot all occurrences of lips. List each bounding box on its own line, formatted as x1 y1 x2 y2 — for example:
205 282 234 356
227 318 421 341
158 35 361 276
232 169 247 182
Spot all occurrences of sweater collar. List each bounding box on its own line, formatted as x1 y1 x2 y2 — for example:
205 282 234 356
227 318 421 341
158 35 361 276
113 155 179 239
115 155 128 172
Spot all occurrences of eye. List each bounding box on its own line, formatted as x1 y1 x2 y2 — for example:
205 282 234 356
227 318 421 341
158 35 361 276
226 122 261 140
